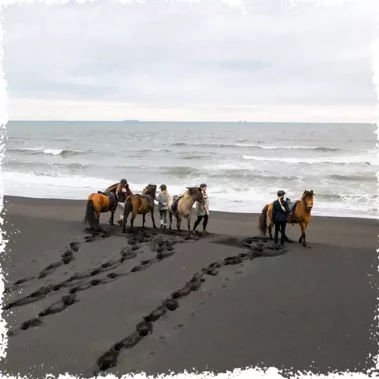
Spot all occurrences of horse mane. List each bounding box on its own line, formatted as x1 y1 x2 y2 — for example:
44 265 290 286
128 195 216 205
302 190 314 200
185 186 201 198
142 184 157 195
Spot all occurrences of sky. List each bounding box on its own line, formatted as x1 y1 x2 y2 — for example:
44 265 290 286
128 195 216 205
2 0 379 122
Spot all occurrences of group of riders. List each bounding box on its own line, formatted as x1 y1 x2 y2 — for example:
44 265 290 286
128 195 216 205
103 179 211 234
104 178 293 246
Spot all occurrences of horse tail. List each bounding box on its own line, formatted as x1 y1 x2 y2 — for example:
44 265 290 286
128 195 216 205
258 204 269 236
84 199 97 227
123 196 133 221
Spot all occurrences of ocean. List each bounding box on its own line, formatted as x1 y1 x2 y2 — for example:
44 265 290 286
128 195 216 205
3 121 378 219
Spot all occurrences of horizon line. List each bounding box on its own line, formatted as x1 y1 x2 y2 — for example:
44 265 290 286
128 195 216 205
6 120 375 124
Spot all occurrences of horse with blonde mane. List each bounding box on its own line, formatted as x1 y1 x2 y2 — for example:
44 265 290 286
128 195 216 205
121 184 157 232
258 190 314 247
168 187 205 236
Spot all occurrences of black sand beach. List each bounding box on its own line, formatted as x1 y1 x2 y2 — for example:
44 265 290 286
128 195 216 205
0 196 377 377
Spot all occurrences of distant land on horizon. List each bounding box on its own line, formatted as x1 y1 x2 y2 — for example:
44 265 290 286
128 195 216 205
6 120 375 125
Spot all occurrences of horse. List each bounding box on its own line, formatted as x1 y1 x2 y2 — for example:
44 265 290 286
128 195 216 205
168 187 205 236
84 190 118 230
121 184 157 232
258 190 314 247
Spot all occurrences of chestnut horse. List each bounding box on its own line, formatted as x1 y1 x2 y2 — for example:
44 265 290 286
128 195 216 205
84 183 133 229
168 187 205 236
84 190 118 230
122 184 157 232
258 190 314 247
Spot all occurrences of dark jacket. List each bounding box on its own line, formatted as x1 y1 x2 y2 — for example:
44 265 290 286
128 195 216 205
272 198 290 223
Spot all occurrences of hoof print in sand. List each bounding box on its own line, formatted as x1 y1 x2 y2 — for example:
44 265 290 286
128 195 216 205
136 321 153 336
20 317 43 331
97 350 120 371
38 294 77 317
164 299 179 311
144 306 167 322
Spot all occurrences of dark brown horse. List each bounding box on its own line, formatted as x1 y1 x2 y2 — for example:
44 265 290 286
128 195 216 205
168 187 205 236
121 184 157 232
84 190 118 230
258 190 314 247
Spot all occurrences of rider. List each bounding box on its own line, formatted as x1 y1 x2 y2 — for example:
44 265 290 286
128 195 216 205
156 184 169 229
272 190 290 247
112 179 131 224
115 179 129 202
193 183 209 234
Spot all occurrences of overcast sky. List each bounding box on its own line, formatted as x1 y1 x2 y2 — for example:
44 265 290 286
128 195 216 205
3 0 378 122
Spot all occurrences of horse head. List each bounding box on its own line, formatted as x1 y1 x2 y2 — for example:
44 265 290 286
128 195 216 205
186 186 205 205
302 190 314 211
143 184 157 198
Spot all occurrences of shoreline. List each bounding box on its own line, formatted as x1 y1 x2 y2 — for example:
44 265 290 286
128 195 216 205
3 195 378 221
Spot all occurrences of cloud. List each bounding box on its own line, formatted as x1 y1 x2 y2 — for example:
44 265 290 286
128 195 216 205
3 0 378 121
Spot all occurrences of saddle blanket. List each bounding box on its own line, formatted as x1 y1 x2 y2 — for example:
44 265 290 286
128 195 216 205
171 195 182 214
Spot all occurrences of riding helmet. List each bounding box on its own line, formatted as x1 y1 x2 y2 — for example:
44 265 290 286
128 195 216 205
120 179 127 185
200 183 207 188
160 184 167 190
277 190 286 197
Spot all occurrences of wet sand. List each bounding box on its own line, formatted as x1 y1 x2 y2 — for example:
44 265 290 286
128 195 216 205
0 196 377 377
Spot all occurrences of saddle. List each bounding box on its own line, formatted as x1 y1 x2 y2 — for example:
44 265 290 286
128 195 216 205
171 195 182 214
286 200 300 224
98 191 117 207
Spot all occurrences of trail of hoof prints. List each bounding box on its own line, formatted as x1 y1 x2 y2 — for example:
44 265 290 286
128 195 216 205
6 233 181 336
83 237 285 376
4 229 110 294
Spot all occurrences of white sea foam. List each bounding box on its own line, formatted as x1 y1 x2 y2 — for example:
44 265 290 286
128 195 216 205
3 171 377 219
242 154 378 166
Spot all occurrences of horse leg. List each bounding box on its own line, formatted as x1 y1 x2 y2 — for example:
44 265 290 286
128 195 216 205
142 214 146 229
281 224 293 243
187 216 191 236
268 221 274 240
302 223 311 248
109 211 115 226
96 211 101 228
122 200 132 233
284 233 293 243
169 212 173 230
130 213 136 230
151 210 157 229
298 223 308 247
176 216 182 237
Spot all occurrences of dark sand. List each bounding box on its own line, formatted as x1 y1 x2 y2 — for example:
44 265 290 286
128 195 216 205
0 196 377 377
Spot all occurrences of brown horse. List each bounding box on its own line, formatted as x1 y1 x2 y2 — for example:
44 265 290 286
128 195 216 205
258 190 314 247
121 184 157 232
168 187 205 236
84 190 118 230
